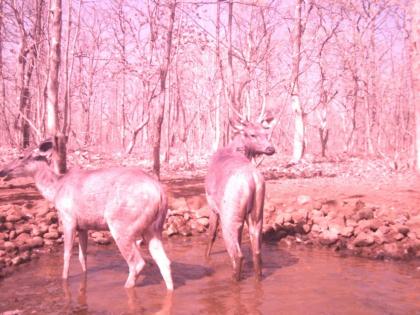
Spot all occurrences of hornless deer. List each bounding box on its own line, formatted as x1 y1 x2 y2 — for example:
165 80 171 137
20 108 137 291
0 140 173 290
205 115 276 281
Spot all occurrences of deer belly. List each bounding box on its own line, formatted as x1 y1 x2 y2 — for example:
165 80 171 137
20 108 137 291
76 214 108 230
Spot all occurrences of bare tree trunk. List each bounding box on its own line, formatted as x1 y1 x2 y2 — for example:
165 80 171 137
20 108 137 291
411 1 420 172
0 0 13 145
152 1 176 178
290 0 305 163
63 0 82 135
212 0 222 151
47 0 66 174
12 1 41 148
227 0 236 111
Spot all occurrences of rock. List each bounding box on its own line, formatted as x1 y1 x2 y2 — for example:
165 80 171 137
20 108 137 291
297 195 311 205
396 225 410 236
15 232 31 246
354 200 365 211
8 230 16 240
95 236 112 245
31 227 44 237
312 201 322 210
354 232 375 247
196 217 209 227
373 230 386 245
319 230 338 246
328 222 345 236
340 226 354 238
6 214 21 223
43 231 60 240
0 232 8 241
11 256 24 266
166 225 178 237
356 208 374 222
378 225 391 235
45 212 59 224
30 237 44 248
311 223 321 234
90 231 112 245
15 224 32 236
48 224 59 232
302 224 312 234
3 241 16 252
38 223 49 235
394 233 405 241
263 226 276 240
195 224 206 233
179 226 192 237
291 209 308 224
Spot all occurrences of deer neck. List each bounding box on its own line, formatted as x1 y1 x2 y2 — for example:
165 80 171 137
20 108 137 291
33 164 60 202
229 135 255 160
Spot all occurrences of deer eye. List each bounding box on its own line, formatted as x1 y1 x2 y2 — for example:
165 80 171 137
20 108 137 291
250 134 256 138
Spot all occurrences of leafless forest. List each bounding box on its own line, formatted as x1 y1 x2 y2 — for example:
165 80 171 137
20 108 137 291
0 0 419 176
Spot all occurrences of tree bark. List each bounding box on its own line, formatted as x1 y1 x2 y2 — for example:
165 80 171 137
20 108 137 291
411 1 420 172
47 0 66 174
290 0 305 163
152 1 176 179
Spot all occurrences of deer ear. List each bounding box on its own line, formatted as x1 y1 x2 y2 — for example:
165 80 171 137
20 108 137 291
39 139 54 153
261 117 277 129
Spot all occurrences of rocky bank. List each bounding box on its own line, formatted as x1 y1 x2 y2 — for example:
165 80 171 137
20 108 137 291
1 184 419 279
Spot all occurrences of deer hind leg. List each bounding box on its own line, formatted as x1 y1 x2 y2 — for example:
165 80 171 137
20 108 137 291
62 224 76 279
247 216 263 280
78 229 88 273
147 236 174 291
108 225 145 288
248 182 265 280
221 220 244 281
205 210 219 257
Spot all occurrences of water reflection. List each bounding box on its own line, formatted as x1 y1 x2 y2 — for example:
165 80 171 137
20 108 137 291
0 237 419 315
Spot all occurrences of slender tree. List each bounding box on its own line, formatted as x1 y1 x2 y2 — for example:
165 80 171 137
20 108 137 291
152 0 176 178
411 0 420 171
290 0 305 162
46 0 66 173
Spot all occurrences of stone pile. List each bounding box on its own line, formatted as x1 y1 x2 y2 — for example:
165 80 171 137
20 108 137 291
0 202 63 277
0 199 211 278
262 195 420 260
1 193 419 278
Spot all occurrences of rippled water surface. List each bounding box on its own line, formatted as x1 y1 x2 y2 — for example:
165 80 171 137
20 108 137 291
1 237 419 315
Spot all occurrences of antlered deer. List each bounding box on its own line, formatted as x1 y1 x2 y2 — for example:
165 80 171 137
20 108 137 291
205 115 276 280
0 140 173 290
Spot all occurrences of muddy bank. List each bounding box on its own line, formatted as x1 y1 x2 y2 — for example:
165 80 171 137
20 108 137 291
1 174 420 278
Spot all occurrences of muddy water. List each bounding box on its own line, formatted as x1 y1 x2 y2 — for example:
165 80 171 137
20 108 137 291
1 237 419 315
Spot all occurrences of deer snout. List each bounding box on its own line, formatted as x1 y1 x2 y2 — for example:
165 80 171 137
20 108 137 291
264 146 275 155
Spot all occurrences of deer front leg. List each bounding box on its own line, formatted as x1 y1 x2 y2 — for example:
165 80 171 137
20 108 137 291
78 229 88 273
62 224 76 279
